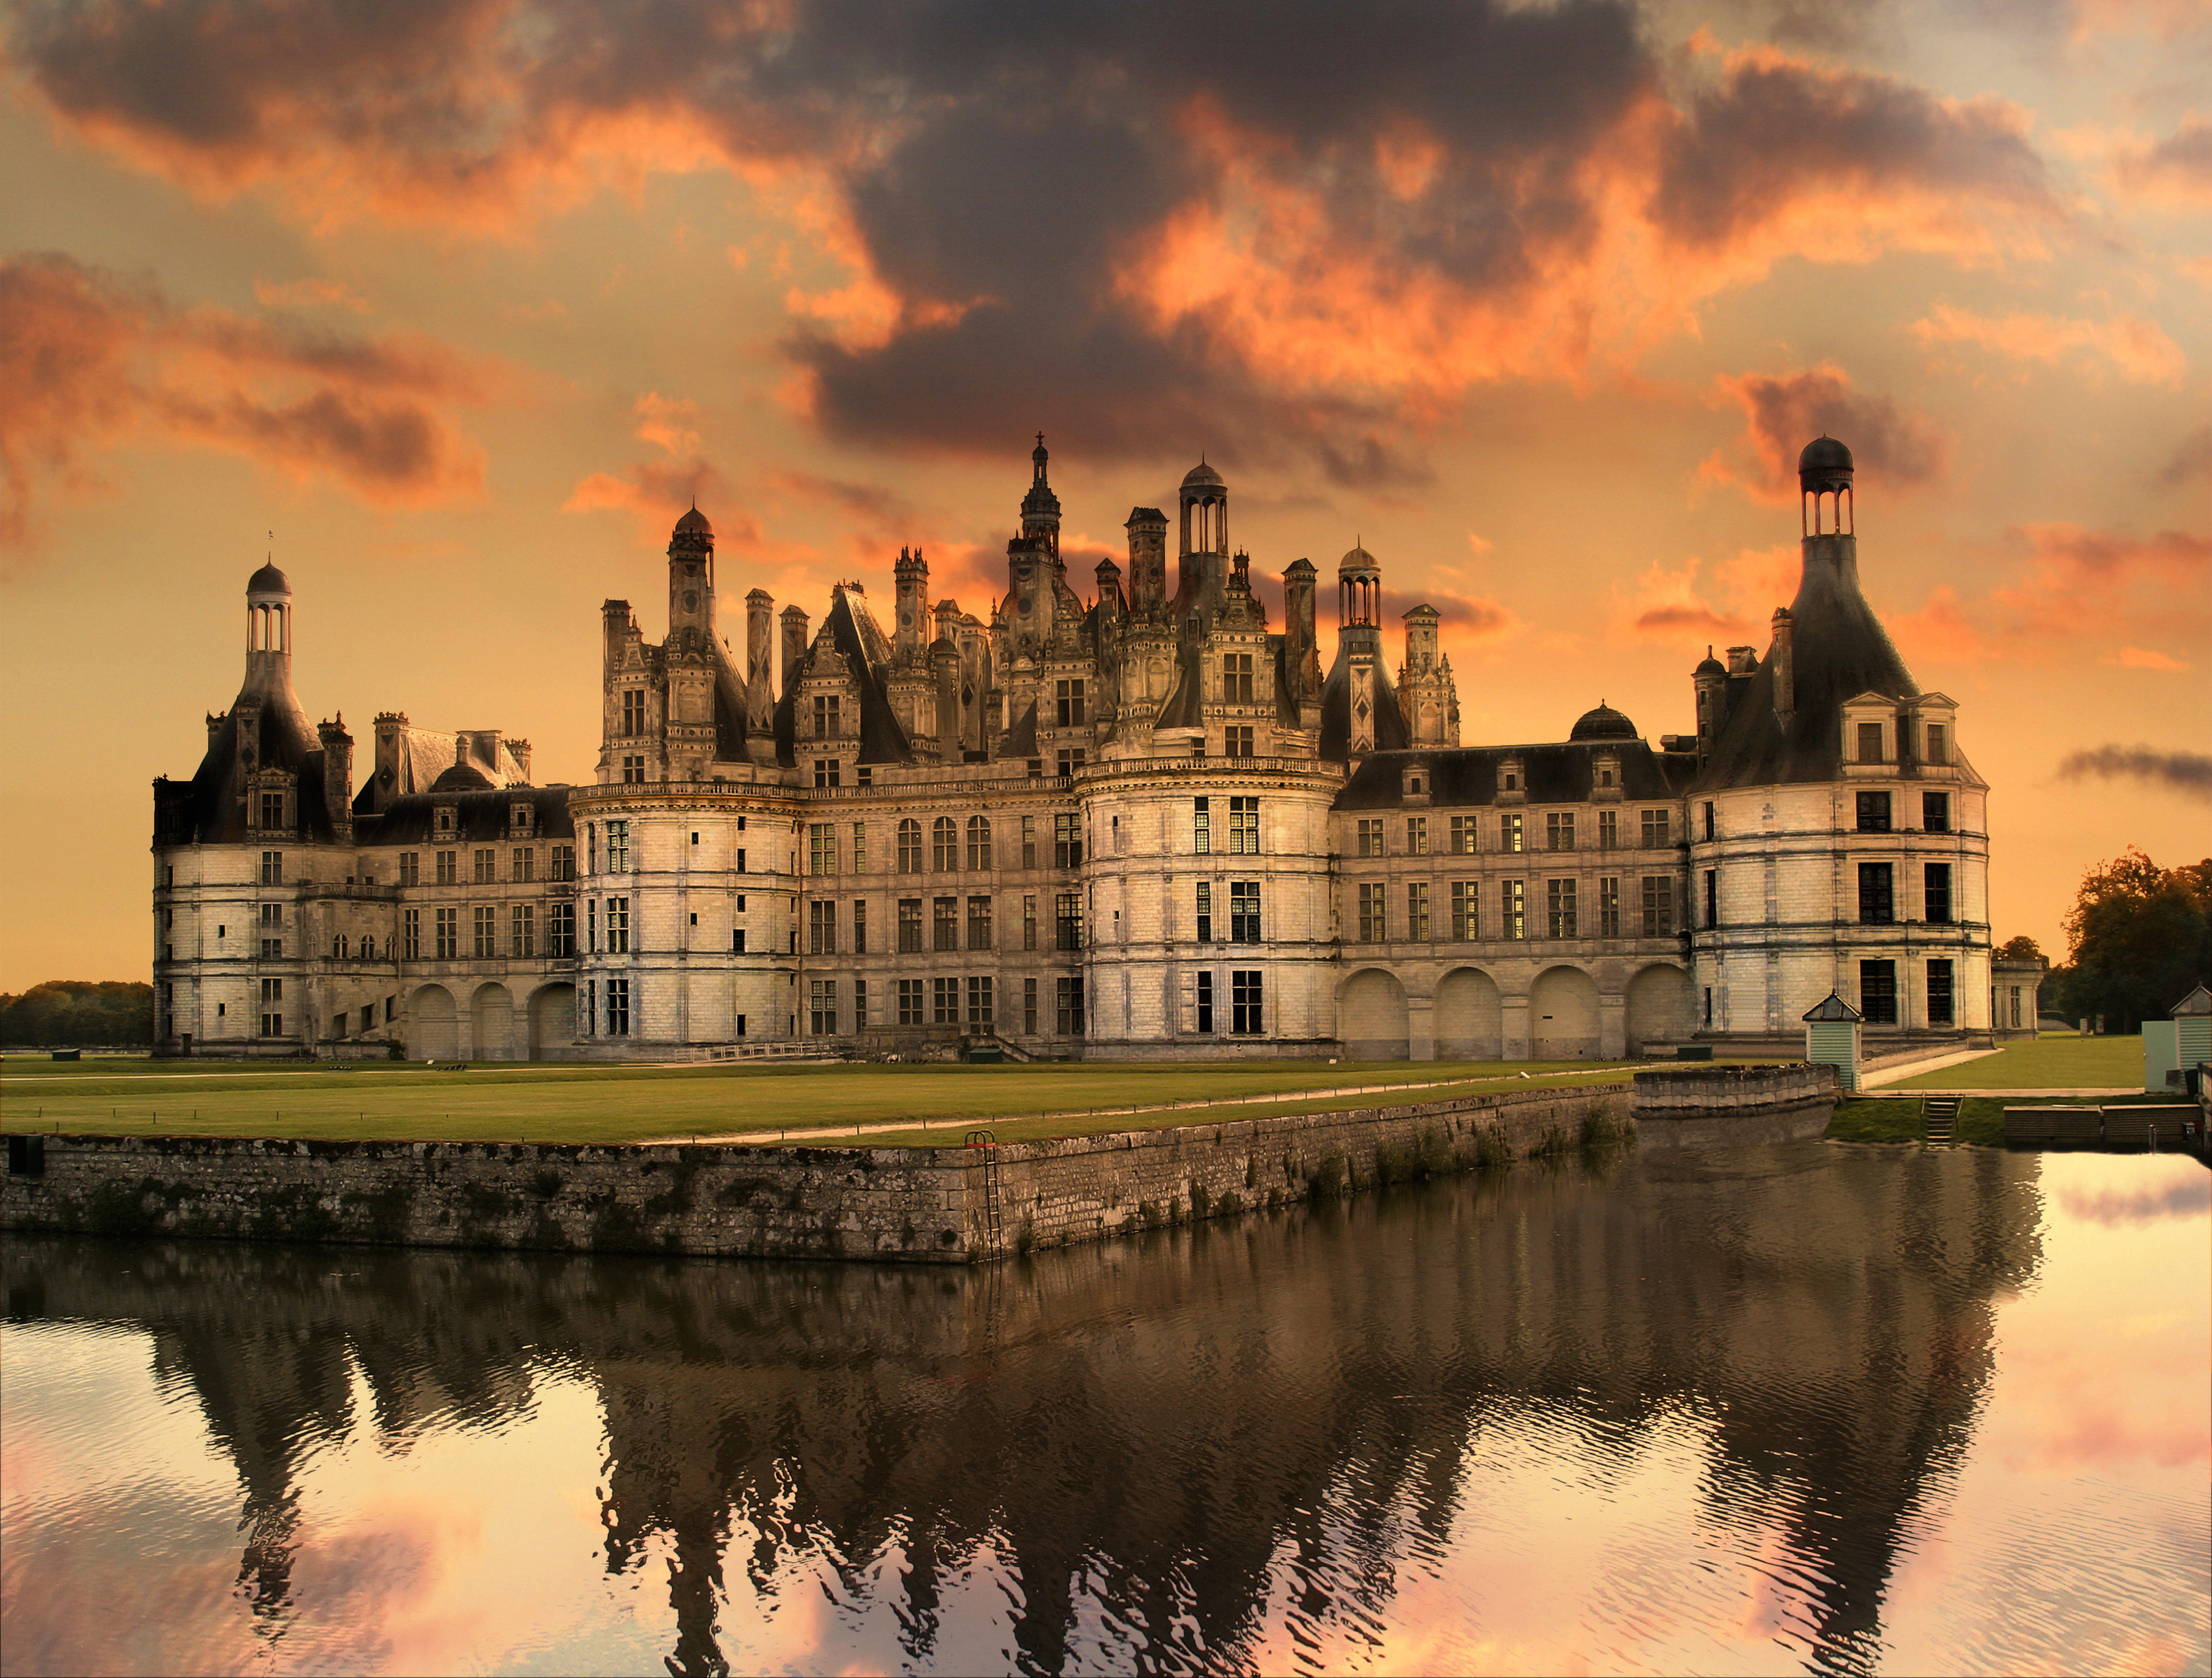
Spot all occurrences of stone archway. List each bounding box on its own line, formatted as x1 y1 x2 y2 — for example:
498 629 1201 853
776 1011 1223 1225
1434 967 1503 1061
528 983 577 1060
409 984 458 1060
1531 966 1601 1059
1339 968 1410 1061
1625 964 1694 1055
471 982 514 1061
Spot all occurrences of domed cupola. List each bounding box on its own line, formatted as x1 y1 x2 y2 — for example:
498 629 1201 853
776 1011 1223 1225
669 503 713 554
1799 435 1854 536
1569 701 1639 742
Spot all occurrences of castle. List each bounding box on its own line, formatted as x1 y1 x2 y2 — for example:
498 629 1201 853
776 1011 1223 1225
150 436 1992 1061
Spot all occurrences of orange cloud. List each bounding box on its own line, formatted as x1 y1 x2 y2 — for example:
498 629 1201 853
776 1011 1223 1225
2104 646 2192 671
2113 115 2212 206
253 276 373 312
1895 524 2212 665
1612 543 1803 647
631 392 702 456
0 253 489 550
1912 303 2188 384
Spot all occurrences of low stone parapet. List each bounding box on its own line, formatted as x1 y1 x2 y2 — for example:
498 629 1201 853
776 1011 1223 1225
1631 1062 1839 1149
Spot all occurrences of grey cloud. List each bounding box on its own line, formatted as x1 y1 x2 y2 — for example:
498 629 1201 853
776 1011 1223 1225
2155 425 2212 489
2056 746 2212 802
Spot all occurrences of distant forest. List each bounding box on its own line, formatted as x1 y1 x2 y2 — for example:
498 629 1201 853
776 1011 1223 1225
0 981 154 1046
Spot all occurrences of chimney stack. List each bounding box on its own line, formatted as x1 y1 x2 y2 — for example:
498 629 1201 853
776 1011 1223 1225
1770 608 1795 721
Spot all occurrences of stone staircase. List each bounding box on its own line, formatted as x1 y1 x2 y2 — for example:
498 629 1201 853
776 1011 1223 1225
1924 1096 1960 1146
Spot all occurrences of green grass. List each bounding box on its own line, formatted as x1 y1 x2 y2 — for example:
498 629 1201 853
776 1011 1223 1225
1828 1090 2177 1147
0 1054 1672 1146
1888 1033 2144 1091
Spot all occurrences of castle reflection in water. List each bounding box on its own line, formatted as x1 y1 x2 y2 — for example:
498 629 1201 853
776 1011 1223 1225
3 1145 2045 1675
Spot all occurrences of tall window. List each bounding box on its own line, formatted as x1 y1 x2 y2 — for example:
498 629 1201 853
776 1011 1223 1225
1056 891 1083 950
1927 958 1955 1026
1925 724 1948 766
606 896 630 953
933 896 958 952
258 976 283 1037
1449 816 1476 854
1021 817 1037 869
1856 792 1892 833
809 899 836 955
473 848 495 883
1640 809 1670 848
548 902 574 958
1407 816 1428 855
898 979 923 1026
1598 811 1618 850
1231 971 1262 1036
1358 883 1386 942
436 850 458 885
932 816 958 871
966 975 994 1029
1923 792 1950 833
1501 880 1525 941
1057 747 1085 777
897 819 922 872
899 898 925 953
813 758 840 790
1501 813 1523 853
1405 881 1430 942
1546 812 1575 851
1701 802 1716 841
1023 895 1038 951
933 977 959 1025
1024 976 1039 1035
1858 863 1894 925
550 845 575 881
1193 798 1211 854
1857 722 1884 764
1924 863 1953 924
812 693 841 739
1196 881 1213 942
399 852 420 887
1225 725 1255 758
1859 960 1897 1025
260 791 286 830
1056 679 1086 727
810 979 837 1036
436 907 459 959
1357 818 1384 857
966 815 992 870
1703 870 1718 928
1547 879 1577 939
606 821 629 872
851 899 867 954
1230 881 1261 943
1195 970 1214 1034
622 690 646 735
1598 878 1620 937
1057 976 1085 1036
513 847 534 883
1451 882 1479 941
473 905 496 958
851 821 867 873
605 978 630 1036
622 756 645 784
809 823 837 875
403 908 422 960
1229 797 1259 854
967 894 993 950
1054 813 1082 868
1222 652 1254 703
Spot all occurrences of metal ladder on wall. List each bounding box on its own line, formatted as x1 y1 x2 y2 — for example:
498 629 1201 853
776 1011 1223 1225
965 1129 1003 1251
1924 1097 1959 1147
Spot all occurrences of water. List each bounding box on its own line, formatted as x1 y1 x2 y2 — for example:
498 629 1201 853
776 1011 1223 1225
3 1143 2206 1677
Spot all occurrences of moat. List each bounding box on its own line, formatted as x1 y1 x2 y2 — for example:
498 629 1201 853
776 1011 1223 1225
3 1144 2206 1677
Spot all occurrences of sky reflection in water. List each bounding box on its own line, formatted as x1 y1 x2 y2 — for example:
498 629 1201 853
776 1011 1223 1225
2 1143 2207 1676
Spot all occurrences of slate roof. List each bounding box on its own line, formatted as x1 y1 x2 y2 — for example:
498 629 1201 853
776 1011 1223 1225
772 584 914 767
1333 741 1695 811
1318 636 1409 761
156 678 331 845
360 784 576 845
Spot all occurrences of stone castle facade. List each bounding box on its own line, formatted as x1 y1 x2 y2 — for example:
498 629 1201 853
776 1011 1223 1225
150 437 1993 1061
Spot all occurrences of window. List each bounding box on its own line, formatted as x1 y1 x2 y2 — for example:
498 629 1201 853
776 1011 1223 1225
810 979 837 1036
1858 863 1894 925
1859 960 1897 1025
813 758 840 789
474 848 495 883
1057 976 1086 1036
403 908 422 960
260 937 283 959
548 902 575 958
1450 881 1478 941
1857 722 1884 765
1598 811 1618 850
1599 878 1620 937
1501 813 1524 853
1501 879 1525 941
622 756 646 784
1194 798 1211 854
898 899 922 953
1056 891 1084 951
1925 724 1948 766
851 899 867 954
1358 882 1386 942
1231 881 1261 943
584 980 595 1034
1229 797 1259 854
588 899 597 952
885 978 918 1025
360 1005 374 1033
513 847 534 883
933 977 959 1026
966 975 994 1029
1021 817 1037 869
1927 958 1955 1026
473 905 496 958
1923 792 1950 833
927 896 956 952
1023 976 1039 1034
260 791 286 830
1449 816 1477 854
1641 809 1670 849
260 902 282 928
1196 881 1214 942
1701 802 1716 841
809 823 837 876
1924 863 1953 924
1641 877 1672 938
932 816 958 871
1703 870 1718 928
1222 653 1254 703
1231 971 1262 1036
606 821 629 872
1056 747 1085 777
550 845 575 881
1546 813 1575 851
622 690 646 735
1023 895 1038 951
1407 816 1429 855
399 852 420 887
897 819 922 872
361 936 375 960
811 693 842 740
1357 818 1384 858
436 807 457 836
967 895 993 950
1405 881 1429 942
1547 879 1578 939
437 850 458 885
512 803 535 839
966 815 992 871
809 899 836 955
732 928 746 954
607 896 630 953
1056 679 1086 727
1054 813 1082 869
259 976 283 1037
436 906 459 959
1196 970 1214 1033
852 821 868 874
1225 725 1255 758
1856 792 1892 834
605 977 630 1036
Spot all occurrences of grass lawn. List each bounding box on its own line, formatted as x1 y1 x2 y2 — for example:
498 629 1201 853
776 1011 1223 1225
1828 1091 2176 1147
1889 1033 2144 1091
0 1053 1670 1146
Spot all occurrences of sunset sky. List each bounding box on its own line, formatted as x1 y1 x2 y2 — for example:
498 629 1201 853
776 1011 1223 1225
2 0 2207 992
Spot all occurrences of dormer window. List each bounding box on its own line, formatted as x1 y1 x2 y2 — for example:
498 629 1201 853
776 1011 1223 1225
509 802 534 837
812 693 841 739
1504 773 1517 790
1599 767 1614 788
434 806 457 835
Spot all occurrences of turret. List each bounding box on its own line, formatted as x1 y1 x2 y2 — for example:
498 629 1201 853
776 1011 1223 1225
1125 506 1168 612
1020 433 1061 561
894 545 930 660
245 560 292 695
1402 603 1440 674
1282 558 1322 716
317 716 354 842
1692 646 1727 760
1770 607 1795 722
1177 460 1227 613
666 504 715 639
780 604 809 694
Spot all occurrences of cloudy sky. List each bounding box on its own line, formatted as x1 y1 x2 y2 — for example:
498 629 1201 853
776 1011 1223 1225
2 0 2207 989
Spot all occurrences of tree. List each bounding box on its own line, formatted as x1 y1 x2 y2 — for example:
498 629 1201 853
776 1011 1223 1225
2059 848 2212 1032
0 981 154 1047
1993 934 2044 964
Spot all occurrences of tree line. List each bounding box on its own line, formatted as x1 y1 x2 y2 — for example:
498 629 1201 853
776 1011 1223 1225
0 981 153 1046
2000 848 2212 1033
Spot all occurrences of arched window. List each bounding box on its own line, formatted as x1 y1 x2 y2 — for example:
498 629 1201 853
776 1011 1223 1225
966 815 992 871
896 818 922 874
361 935 375 960
932 816 958 871
333 934 347 959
